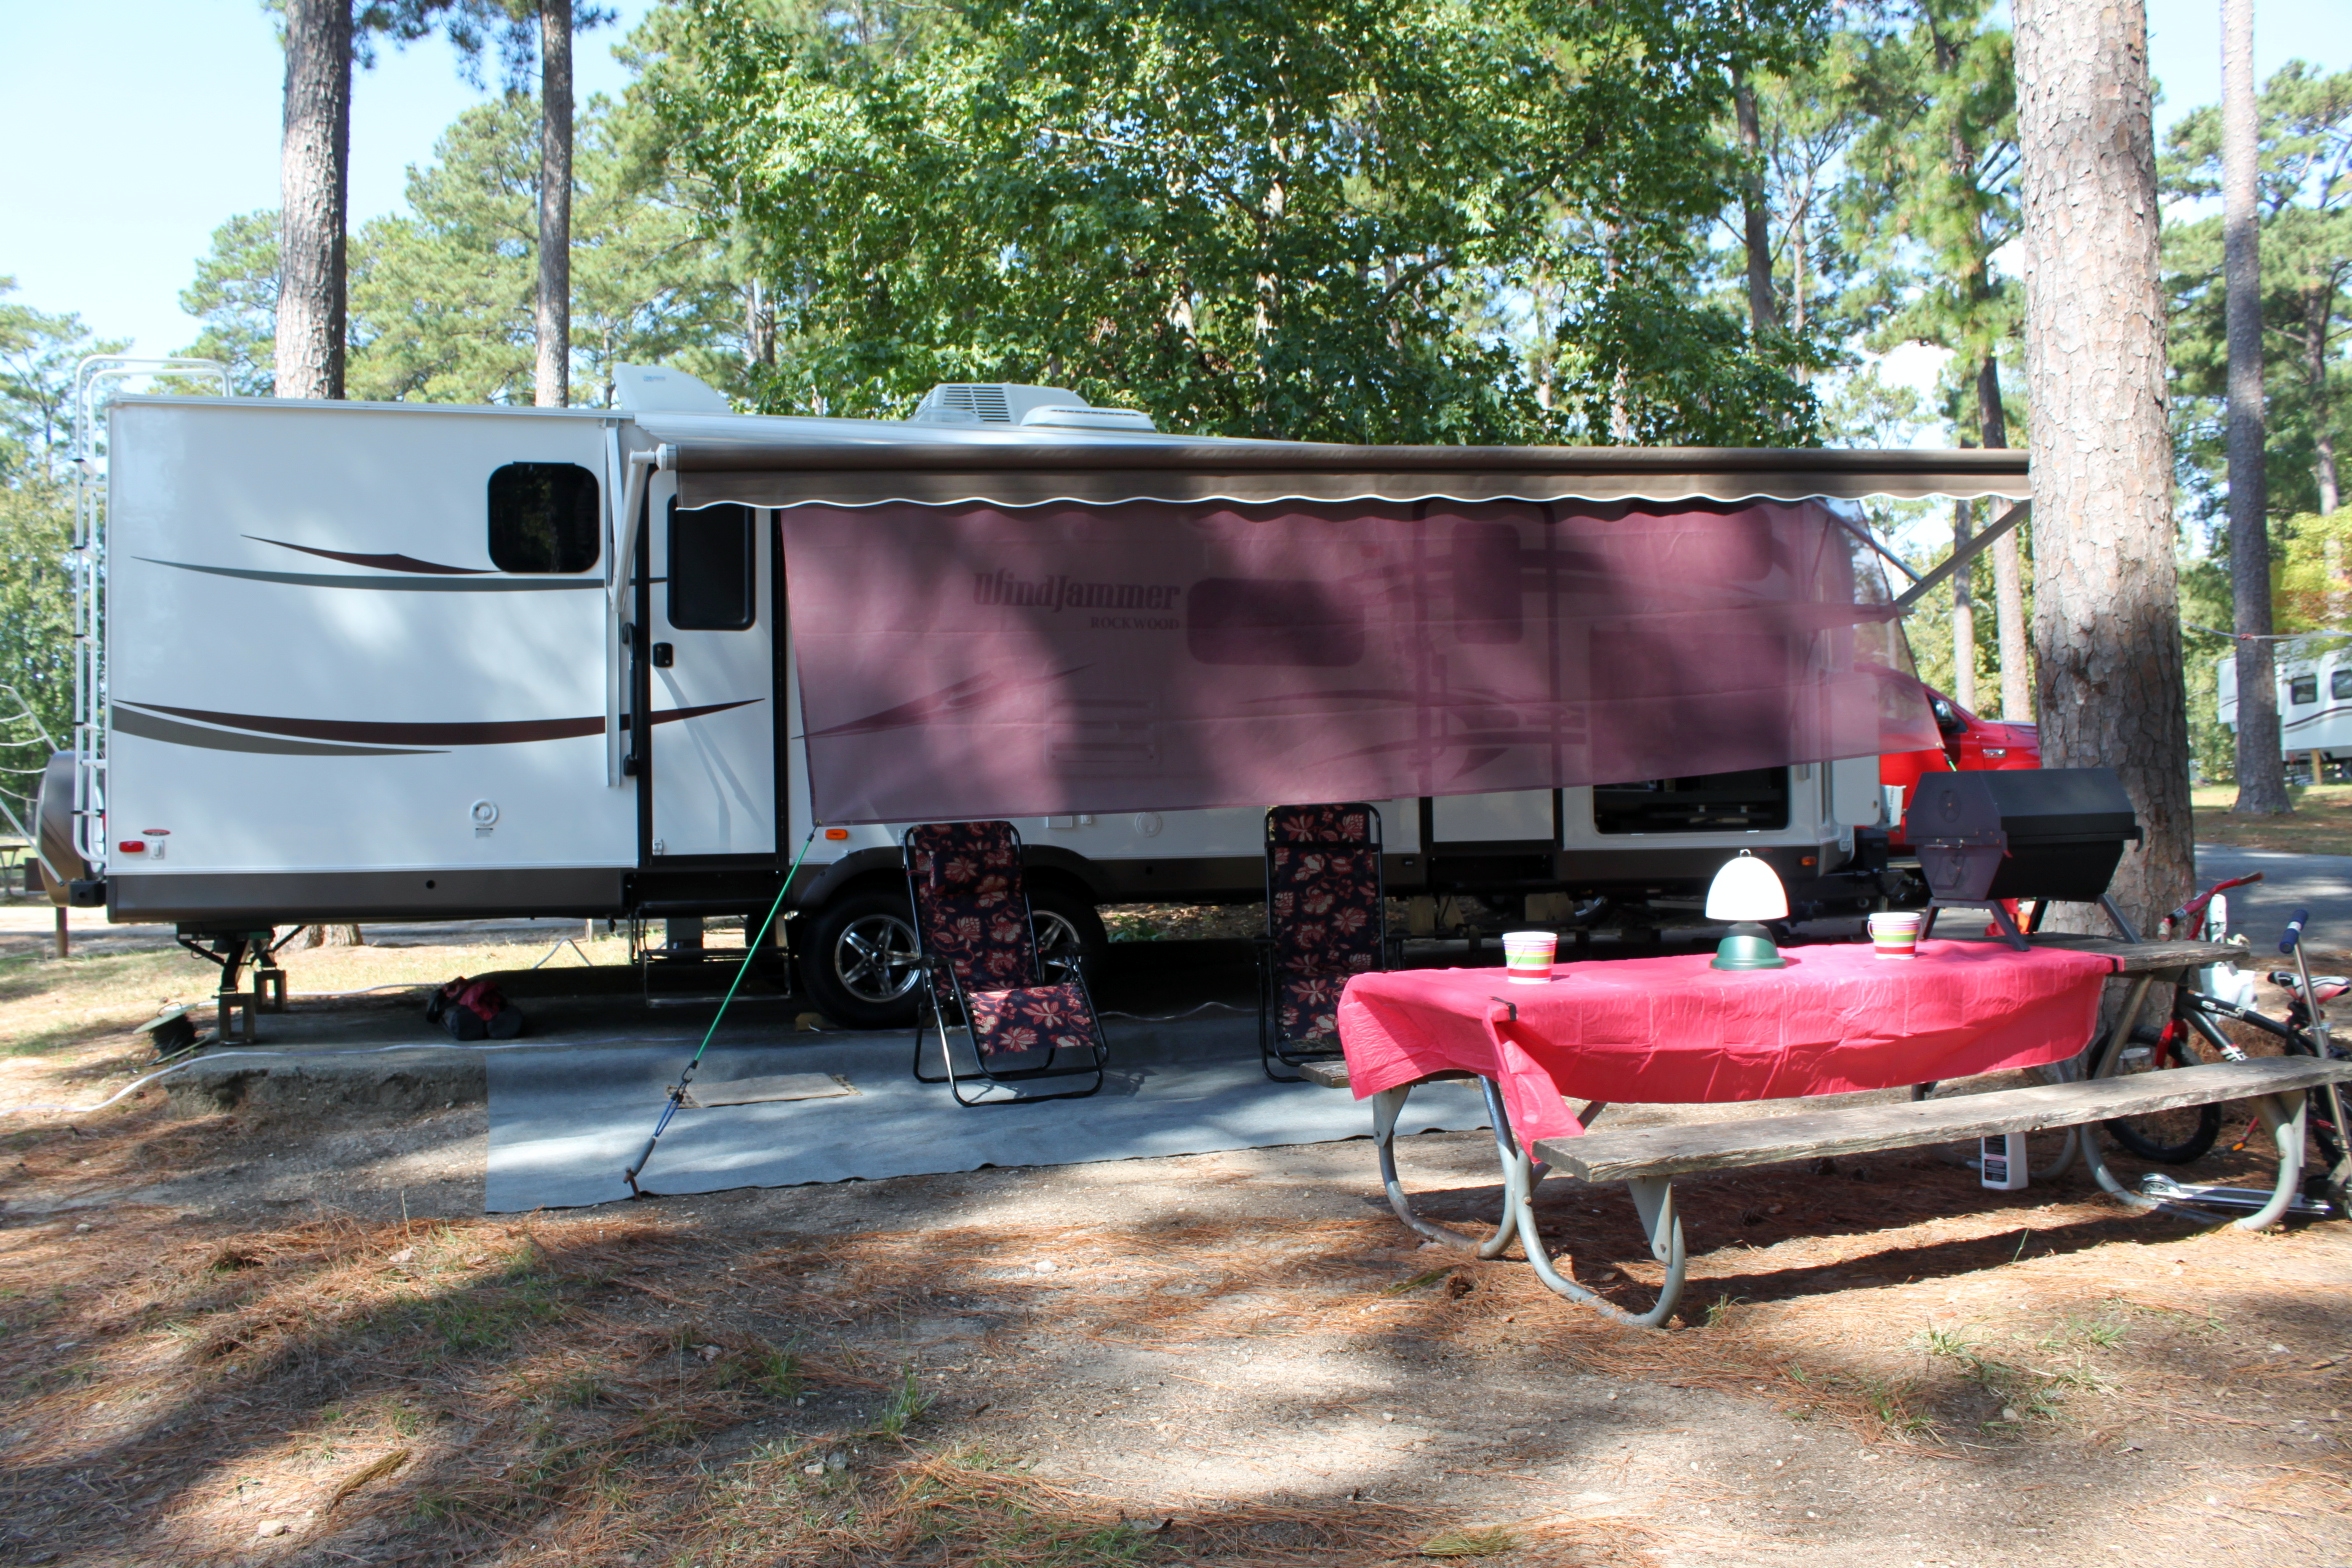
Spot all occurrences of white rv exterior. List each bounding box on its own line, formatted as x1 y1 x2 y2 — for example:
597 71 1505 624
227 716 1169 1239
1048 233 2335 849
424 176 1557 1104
2216 640 2352 762
72 371 2008 1025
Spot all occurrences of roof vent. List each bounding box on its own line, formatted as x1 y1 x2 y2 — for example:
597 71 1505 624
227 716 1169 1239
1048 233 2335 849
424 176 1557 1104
1019 404 1157 432
910 383 1153 432
914 383 1016 423
612 362 732 414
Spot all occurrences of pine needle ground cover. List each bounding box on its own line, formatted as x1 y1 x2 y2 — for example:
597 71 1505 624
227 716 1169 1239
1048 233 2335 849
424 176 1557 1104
2 943 2349 1564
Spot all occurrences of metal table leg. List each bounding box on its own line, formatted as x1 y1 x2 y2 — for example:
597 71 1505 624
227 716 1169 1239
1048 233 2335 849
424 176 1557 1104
1372 1077 1554 1255
2079 973 2311 1229
1482 1086 1685 1328
1372 1076 1679 1323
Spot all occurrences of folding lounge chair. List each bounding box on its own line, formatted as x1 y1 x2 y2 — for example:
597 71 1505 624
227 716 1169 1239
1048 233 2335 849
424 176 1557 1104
1259 802 1392 1082
905 820 1109 1106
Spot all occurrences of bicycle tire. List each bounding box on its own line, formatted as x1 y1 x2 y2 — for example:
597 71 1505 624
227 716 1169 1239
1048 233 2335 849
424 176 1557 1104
2104 1025 2222 1164
2279 1028 2351 1173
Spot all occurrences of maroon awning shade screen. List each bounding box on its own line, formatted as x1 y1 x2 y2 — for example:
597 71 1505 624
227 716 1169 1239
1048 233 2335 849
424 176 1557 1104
777 497 1940 826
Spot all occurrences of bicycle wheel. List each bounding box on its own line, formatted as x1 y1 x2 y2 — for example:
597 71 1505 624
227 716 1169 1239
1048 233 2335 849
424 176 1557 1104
2103 1025 2222 1164
2280 1028 2351 1175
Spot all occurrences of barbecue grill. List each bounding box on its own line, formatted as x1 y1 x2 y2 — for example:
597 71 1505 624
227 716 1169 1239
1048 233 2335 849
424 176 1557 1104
1903 768 2144 948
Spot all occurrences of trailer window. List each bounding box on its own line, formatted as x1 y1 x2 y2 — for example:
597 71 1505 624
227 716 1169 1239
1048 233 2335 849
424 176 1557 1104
2292 675 2319 706
668 499 755 630
1592 768 1791 835
488 463 600 573
2333 668 2352 700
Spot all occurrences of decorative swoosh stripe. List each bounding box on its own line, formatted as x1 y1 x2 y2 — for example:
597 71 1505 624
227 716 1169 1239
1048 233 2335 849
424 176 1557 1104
248 536 493 575
114 705 442 756
120 699 759 749
2282 703 2352 735
137 557 601 591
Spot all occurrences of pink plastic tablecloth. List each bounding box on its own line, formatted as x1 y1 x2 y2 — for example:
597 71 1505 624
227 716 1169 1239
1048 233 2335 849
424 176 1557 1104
1335 941 2122 1148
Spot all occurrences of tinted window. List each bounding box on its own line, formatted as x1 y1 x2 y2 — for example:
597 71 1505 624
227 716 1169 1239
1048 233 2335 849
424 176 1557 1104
488 462 600 573
2292 675 2319 705
1592 769 1792 835
2333 668 2352 700
668 499 755 630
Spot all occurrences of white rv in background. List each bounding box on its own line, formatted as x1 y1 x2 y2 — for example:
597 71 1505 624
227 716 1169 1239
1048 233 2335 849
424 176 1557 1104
2218 639 2352 771
48 367 2021 1026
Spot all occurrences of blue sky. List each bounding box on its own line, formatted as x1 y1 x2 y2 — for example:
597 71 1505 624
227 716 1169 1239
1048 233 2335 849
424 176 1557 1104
0 0 2346 361
1 0 654 355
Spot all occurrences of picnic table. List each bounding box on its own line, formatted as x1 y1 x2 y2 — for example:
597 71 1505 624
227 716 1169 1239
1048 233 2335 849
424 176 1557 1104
1317 935 2352 1327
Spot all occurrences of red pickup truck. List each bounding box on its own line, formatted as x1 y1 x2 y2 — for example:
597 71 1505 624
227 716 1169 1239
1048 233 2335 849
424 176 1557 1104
1881 687 2041 845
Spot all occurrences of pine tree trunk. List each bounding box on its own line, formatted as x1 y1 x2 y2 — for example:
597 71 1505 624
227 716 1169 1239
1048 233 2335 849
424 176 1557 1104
1976 355 2034 722
2222 0 2290 813
1733 69 1778 335
297 923 365 948
2013 0 2194 933
535 0 574 409
1951 499 1977 708
2309 283 2341 516
275 0 350 401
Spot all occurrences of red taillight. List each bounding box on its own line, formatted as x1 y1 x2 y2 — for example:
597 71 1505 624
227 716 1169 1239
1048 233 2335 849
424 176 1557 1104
117 840 146 853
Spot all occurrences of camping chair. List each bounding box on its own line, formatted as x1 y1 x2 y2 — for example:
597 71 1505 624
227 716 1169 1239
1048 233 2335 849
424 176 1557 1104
905 820 1109 1106
1259 802 1393 1082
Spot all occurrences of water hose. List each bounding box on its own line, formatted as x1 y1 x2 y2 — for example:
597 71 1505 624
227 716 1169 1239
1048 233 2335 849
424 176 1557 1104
623 827 821 1196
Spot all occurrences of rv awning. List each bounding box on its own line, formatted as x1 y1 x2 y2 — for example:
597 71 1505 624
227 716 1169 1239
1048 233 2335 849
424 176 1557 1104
775 493 1946 826
675 441 2029 511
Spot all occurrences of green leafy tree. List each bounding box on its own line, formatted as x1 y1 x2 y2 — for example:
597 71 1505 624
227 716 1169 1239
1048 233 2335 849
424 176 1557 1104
179 211 282 397
2164 60 2352 524
1842 0 2033 720
181 95 747 408
645 0 1819 444
350 93 743 404
0 281 121 828
1718 30 1873 354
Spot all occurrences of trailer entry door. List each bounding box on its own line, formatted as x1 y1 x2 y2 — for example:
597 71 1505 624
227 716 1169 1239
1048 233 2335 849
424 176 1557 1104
645 494 776 858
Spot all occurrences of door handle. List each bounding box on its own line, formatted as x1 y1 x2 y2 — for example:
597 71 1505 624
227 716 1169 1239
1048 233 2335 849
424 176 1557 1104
652 642 674 668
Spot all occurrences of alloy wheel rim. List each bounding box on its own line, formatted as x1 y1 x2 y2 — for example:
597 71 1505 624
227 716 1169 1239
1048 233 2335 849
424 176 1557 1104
835 914 921 1004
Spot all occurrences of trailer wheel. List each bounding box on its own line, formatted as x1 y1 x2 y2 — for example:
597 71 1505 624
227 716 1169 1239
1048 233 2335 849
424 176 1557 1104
1026 882 1108 990
802 886 925 1030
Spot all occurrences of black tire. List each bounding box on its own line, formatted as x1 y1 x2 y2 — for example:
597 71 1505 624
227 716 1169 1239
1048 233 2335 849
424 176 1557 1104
1025 881 1109 991
2104 1025 2222 1164
801 884 925 1030
799 880 1108 1031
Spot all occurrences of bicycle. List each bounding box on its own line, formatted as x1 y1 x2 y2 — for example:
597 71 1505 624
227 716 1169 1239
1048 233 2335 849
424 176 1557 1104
2096 873 2350 1208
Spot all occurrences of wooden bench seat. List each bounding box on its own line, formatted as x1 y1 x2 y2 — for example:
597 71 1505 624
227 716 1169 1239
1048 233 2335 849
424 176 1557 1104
1530 1055 2352 1183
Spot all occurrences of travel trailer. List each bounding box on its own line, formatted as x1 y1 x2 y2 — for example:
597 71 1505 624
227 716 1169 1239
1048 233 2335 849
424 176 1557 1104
2218 640 2352 774
46 366 2029 1027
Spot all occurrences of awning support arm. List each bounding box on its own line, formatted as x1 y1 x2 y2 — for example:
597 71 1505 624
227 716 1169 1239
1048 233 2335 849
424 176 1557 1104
1893 502 2030 614
1834 513 1923 584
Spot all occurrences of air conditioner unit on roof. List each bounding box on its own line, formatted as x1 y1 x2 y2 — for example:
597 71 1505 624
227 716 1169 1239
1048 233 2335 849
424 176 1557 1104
911 383 1155 432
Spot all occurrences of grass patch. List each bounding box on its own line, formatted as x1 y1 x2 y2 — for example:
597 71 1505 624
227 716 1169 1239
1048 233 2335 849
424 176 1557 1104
1420 1525 1518 1558
869 1362 932 1439
2193 781 2352 855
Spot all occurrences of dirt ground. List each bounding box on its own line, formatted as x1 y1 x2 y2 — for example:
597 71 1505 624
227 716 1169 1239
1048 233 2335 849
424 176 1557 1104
2 921 2349 1565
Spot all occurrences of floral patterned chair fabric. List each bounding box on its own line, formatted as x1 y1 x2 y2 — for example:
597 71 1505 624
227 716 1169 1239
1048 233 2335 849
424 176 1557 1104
904 821 1040 1013
1260 803 1388 1078
903 820 1107 1105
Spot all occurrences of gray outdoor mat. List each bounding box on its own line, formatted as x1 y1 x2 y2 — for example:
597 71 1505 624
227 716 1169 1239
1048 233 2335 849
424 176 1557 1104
484 1015 1491 1212
681 1071 856 1108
